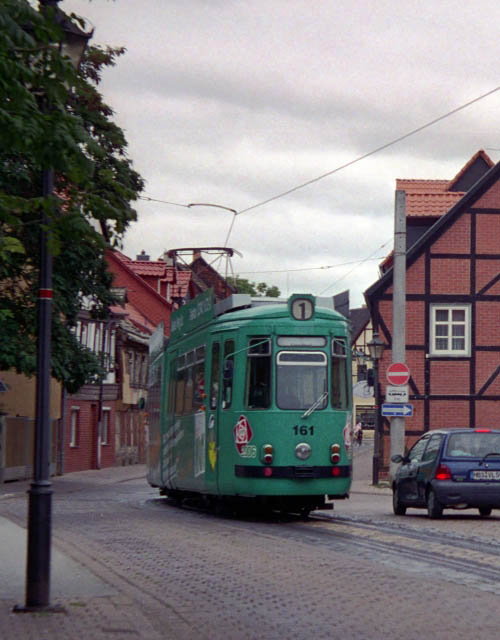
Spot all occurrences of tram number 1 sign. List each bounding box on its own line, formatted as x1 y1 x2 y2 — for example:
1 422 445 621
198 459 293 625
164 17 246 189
386 362 410 386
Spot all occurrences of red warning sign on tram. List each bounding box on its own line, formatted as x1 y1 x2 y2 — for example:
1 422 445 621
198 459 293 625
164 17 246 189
386 362 410 386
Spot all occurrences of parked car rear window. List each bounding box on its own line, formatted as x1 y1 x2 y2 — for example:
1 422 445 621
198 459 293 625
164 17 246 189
446 432 500 458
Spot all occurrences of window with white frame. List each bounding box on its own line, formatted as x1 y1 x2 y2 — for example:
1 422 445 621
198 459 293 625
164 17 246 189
101 408 110 445
430 304 470 356
70 407 80 447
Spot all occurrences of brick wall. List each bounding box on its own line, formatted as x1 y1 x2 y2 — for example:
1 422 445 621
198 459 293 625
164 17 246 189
432 213 471 253
473 180 500 208
430 257 470 294
476 212 500 254
475 351 500 395
430 361 470 395
429 400 470 427
475 301 500 347
475 258 500 294
63 399 118 473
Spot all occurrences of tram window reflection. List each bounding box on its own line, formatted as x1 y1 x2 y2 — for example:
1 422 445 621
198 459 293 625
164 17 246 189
210 342 220 410
222 339 235 409
276 351 327 410
332 337 348 409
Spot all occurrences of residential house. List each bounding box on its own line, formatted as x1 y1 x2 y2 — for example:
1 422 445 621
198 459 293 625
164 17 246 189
0 373 61 482
2 246 234 480
350 307 376 428
365 150 500 477
188 250 235 301
62 249 180 472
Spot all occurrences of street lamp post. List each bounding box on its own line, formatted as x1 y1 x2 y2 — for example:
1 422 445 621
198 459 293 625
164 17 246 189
16 0 92 612
367 332 385 486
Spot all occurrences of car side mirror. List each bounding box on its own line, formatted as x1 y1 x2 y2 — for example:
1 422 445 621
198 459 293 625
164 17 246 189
391 454 405 464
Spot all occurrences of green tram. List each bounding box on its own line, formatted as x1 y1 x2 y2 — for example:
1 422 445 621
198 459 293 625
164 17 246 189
147 289 353 515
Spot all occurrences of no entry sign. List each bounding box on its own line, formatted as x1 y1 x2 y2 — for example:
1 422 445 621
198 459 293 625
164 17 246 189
386 362 410 386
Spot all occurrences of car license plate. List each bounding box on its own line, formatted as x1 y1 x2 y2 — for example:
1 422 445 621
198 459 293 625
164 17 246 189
471 470 500 481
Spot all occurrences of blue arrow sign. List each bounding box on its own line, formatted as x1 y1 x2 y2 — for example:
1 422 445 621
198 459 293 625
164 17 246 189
381 403 414 417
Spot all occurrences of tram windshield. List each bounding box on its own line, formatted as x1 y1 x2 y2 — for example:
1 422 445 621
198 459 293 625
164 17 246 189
276 351 327 410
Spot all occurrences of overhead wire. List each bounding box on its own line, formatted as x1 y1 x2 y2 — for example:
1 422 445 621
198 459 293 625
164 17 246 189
236 255 387 275
139 86 500 219
319 239 392 295
138 86 500 289
234 85 500 218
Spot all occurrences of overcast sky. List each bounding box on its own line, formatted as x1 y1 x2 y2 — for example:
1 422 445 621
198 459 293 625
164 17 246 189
63 0 500 308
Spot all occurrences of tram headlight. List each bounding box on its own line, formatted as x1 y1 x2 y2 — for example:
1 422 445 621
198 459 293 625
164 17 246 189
262 444 274 464
330 443 341 464
295 442 312 460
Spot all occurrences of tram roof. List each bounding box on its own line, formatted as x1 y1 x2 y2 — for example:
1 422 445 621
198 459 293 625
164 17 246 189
169 290 349 342
214 294 347 322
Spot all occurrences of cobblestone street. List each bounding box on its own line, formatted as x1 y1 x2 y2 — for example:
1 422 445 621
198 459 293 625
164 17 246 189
2 451 500 639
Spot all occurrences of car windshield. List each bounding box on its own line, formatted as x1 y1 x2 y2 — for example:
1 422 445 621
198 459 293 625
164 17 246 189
446 432 500 458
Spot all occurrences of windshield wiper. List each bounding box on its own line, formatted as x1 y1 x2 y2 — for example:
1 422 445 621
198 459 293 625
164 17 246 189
478 452 500 466
301 391 328 419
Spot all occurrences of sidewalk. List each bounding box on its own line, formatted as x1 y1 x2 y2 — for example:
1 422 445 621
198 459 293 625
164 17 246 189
0 465 167 640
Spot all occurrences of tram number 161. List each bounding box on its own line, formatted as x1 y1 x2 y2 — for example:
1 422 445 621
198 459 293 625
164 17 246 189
293 425 315 436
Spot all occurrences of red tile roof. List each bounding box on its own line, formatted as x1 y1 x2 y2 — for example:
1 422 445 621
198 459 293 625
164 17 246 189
112 250 192 289
171 271 192 298
109 302 156 334
127 261 167 277
395 150 495 219
396 179 450 193
404 191 465 217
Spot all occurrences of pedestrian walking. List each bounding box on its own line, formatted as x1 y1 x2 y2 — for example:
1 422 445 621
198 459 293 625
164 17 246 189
354 421 363 446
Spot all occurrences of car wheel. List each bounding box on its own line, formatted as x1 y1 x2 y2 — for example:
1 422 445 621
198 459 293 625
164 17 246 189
426 489 443 519
479 507 492 517
392 487 406 516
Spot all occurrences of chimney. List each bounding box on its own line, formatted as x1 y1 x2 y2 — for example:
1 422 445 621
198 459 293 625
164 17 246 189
136 250 150 261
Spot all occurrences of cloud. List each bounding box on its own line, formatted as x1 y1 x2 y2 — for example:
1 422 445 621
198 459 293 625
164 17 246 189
64 0 500 307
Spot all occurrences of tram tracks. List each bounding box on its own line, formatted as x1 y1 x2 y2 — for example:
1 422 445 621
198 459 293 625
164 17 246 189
300 513 500 595
148 490 500 594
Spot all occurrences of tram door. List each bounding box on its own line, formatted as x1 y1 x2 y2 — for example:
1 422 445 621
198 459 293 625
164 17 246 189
205 339 221 494
206 336 236 495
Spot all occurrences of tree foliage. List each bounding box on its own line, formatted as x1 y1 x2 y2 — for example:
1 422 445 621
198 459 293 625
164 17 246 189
0 0 144 393
227 276 281 298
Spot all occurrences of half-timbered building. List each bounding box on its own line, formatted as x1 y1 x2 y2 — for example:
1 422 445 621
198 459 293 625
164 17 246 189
365 150 500 476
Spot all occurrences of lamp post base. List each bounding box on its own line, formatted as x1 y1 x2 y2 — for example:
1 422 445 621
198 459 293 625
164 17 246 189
13 603 66 614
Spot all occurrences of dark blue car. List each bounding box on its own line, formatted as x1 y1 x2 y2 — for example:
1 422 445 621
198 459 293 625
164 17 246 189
391 428 500 518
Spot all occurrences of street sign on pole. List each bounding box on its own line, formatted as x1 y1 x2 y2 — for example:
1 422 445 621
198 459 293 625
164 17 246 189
381 403 413 417
386 362 410 386
386 385 409 403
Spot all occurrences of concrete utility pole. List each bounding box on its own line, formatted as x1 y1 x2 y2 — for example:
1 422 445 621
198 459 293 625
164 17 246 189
389 190 407 479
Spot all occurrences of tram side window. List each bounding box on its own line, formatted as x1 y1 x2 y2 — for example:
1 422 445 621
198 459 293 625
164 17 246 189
246 337 271 409
332 337 348 409
210 343 220 410
175 355 186 415
192 346 206 411
222 339 235 409
183 351 195 413
167 359 176 415
174 348 206 415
